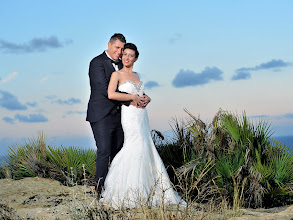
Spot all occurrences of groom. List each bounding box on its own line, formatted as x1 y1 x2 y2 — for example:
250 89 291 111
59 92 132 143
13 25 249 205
86 33 150 196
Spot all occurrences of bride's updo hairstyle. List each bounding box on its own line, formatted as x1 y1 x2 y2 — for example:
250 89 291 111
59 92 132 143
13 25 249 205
123 43 139 58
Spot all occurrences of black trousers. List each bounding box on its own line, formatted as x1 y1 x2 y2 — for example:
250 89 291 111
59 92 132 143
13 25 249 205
90 110 124 193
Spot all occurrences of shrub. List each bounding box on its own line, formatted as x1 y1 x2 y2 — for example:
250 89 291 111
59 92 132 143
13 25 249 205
4 133 96 185
154 109 293 208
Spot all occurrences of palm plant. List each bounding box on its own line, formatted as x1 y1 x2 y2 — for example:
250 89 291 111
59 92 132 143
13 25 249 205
166 109 293 208
252 138 293 207
214 110 293 208
46 145 96 184
214 147 249 209
0 166 6 179
4 133 96 185
5 133 48 179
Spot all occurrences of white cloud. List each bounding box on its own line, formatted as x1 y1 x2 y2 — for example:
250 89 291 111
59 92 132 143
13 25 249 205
40 76 49 82
0 72 18 83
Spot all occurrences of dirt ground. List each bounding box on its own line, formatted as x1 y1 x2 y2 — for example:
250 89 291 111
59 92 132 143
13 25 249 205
0 177 293 220
0 177 96 219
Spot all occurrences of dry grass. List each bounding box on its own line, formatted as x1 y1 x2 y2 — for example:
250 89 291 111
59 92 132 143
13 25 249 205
64 165 243 220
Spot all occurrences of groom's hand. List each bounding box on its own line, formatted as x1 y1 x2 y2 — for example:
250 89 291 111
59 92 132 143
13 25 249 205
141 95 151 108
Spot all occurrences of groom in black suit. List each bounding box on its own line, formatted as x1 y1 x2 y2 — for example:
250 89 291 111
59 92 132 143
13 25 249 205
87 33 146 195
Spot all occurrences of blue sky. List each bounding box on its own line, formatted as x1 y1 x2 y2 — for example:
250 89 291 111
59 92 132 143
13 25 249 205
1 0 293 155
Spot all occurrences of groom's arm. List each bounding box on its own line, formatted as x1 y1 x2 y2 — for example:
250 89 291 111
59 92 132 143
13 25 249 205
89 58 109 98
118 91 131 106
89 58 131 106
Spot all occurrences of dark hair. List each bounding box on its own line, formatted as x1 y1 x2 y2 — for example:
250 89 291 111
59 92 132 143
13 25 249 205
109 33 126 44
123 43 139 58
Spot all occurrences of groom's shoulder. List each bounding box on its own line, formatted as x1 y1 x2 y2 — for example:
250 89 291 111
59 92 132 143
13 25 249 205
90 52 106 64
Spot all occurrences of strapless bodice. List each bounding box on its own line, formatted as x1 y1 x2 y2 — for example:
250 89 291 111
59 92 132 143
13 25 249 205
118 80 144 96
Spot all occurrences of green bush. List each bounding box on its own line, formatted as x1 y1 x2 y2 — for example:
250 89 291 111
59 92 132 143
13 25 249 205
0 166 5 179
3 133 96 185
154 109 293 209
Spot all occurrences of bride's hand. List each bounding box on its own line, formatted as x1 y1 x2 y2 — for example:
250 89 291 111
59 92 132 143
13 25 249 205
141 95 151 108
132 94 143 108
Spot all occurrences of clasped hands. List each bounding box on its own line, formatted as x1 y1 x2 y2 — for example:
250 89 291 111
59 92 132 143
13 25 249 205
131 94 151 108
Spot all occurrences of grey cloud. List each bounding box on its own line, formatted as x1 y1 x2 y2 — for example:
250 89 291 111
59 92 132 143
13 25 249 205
256 59 290 70
169 33 182 44
231 71 251 80
26 102 37 107
232 59 292 81
0 90 27 110
0 36 72 54
67 111 86 115
144 81 160 89
3 117 15 124
56 98 81 105
15 113 48 123
172 67 223 88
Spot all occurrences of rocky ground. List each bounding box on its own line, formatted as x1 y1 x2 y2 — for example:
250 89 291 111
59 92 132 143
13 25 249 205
0 177 96 219
0 177 292 219
231 206 293 220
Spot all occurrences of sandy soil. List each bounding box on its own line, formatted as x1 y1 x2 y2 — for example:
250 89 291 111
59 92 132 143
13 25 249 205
0 177 96 219
0 177 292 220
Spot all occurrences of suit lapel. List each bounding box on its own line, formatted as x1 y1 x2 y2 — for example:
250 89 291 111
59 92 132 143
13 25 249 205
102 52 116 81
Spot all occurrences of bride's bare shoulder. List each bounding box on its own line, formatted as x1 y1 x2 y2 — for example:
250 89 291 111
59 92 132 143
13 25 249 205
116 70 127 76
110 71 122 81
112 71 121 76
133 72 140 79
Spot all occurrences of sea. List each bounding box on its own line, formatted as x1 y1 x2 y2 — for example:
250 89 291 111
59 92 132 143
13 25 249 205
276 136 293 150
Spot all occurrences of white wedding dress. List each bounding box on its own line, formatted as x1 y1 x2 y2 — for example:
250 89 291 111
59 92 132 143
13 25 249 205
100 80 185 209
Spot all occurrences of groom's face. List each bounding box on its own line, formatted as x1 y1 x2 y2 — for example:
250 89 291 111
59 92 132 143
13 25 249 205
107 39 125 61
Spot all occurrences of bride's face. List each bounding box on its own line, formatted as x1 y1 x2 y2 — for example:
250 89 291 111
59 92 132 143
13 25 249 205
122 49 137 67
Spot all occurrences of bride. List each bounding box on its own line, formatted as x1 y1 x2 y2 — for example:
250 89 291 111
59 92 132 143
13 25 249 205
101 43 185 209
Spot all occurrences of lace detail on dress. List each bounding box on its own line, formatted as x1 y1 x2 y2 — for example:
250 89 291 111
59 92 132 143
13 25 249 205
119 80 143 90
118 80 144 96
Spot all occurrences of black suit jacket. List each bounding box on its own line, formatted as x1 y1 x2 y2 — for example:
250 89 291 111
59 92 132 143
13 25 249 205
86 51 129 123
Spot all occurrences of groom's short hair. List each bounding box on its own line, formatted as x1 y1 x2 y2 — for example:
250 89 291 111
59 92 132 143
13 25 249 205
109 33 126 44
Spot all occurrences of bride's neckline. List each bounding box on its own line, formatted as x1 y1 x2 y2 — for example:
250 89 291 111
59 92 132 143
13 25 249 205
119 80 142 88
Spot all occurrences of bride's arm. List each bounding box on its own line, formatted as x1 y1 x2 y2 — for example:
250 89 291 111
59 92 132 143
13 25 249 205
108 72 141 104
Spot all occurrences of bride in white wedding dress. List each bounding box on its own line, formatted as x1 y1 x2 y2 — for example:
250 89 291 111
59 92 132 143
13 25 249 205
101 43 185 209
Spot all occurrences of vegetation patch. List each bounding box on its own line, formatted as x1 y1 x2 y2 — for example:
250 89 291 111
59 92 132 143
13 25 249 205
0 109 292 219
